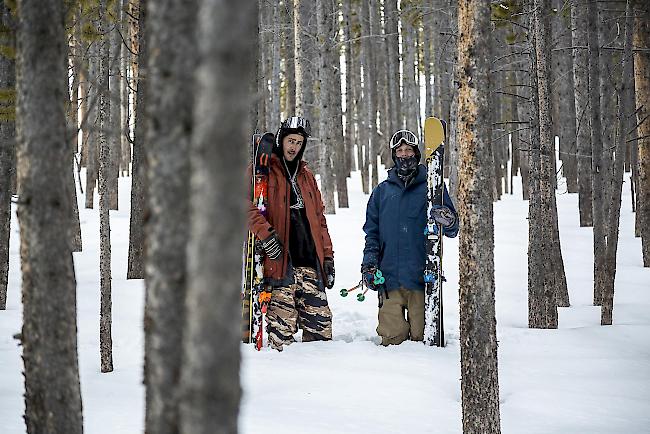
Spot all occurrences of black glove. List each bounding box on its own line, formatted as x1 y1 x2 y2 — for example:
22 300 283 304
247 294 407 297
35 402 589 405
361 264 380 291
323 258 335 289
260 230 282 260
430 206 456 228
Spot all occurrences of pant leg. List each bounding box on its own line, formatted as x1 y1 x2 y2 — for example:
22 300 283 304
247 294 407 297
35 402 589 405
377 289 410 346
294 267 333 342
266 282 299 351
406 290 425 342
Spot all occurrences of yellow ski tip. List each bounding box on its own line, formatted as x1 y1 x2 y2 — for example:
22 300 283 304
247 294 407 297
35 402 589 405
424 117 445 159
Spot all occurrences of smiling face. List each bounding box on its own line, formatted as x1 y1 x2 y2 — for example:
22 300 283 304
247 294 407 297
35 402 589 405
282 133 305 161
394 142 416 158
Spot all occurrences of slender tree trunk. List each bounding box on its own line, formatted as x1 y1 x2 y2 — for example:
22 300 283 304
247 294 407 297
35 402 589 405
316 0 335 213
283 5 295 118
120 0 131 176
144 0 195 430
98 0 114 374
178 1 254 432
457 0 501 431
16 0 83 430
293 0 304 116
332 0 348 208
572 0 593 227
401 0 420 135
587 0 607 304
384 0 401 131
634 0 650 266
127 0 148 279
602 0 635 325
0 3 15 310
85 42 99 209
553 0 578 193
529 0 560 328
270 1 281 127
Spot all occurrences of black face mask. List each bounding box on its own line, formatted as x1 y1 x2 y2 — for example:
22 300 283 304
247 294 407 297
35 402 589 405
395 155 419 178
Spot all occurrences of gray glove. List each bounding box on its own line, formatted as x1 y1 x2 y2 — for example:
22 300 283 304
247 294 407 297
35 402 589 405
431 206 456 228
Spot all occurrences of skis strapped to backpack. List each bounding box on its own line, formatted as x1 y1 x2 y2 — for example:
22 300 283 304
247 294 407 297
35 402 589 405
242 132 274 350
423 117 446 347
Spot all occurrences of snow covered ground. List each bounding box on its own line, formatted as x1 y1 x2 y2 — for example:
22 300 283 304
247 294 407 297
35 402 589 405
1 167 649 434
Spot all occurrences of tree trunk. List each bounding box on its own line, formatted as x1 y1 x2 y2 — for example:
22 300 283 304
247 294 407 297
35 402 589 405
98 0 114 374
178 2 254 432
601 0 635 325
528 0 560 328
634 0 650 266
316 0 335 213
127 0 148 280
587 0 607 304
457 1 501 433
85 41 99 209
15 0 83 430
572 0 593 227
270 0 281 127
0 3 15 310
384 0 401 132
401 0 420 135
120 0 131 176
553 0 578 194
144 0 195 430
332 0 348 208
293 0 304 116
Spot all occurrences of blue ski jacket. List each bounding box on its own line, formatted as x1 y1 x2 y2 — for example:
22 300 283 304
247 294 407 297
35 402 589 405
362 165 458 292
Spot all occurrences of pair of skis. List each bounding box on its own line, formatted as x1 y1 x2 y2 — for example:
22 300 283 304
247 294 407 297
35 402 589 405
242 132 274 351
423 116 447 348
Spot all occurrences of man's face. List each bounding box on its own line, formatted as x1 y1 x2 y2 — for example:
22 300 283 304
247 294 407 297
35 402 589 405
395 142 416 158
282 133 305 161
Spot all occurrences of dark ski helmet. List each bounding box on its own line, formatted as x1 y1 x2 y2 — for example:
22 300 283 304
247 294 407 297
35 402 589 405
275 116 311 148
389 129 421 163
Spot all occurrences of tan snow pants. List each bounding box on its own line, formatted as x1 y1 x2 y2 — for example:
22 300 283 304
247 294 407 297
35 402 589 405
377 288 424 346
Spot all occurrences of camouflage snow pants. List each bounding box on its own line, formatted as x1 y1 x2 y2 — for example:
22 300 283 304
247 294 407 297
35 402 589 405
267 267 333 351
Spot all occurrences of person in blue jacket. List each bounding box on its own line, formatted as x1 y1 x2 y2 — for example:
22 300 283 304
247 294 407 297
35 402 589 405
361 129 459 346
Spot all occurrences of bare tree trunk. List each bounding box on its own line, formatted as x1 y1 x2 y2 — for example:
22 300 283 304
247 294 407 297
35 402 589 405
342 0 354 175
127 0 148 280
270 0 281 127
144 0 195 430
178 1 254 432
553 0 578 194
529 0 560 328
572 0 593 227
332 0 348 208
293 0 304 116
98 0 114 374
120 0 132 176
401 0 420 135
282 5 295 118
85 41 99 209
107 0 121 210
587 0 607 304
457 0 501 431
16 0 83 430
634 0 650 266
316 0 335 213
0 3 15 310
384 0 401 131
602 0 635 325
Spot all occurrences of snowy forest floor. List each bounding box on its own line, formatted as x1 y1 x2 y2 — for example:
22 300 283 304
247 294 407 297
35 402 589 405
1 168 649 434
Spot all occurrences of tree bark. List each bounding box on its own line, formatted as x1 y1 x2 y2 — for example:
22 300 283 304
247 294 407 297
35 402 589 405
457 1 501 432
15 0 83 430
601 0 635 325
144 0 195 430
127 0 148 280
0 2 16 310
529 0 561 327
98 0 114 374
293 0 304 116
634 0 650 266
572 0 593 227
178 1 254 432
316 0 335 213
587 0 607 304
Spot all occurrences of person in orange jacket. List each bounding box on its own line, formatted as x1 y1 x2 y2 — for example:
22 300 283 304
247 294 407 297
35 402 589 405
247 116 335 351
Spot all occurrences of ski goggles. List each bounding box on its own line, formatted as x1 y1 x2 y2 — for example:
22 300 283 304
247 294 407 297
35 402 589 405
389 129 418 149
281 116 312 136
